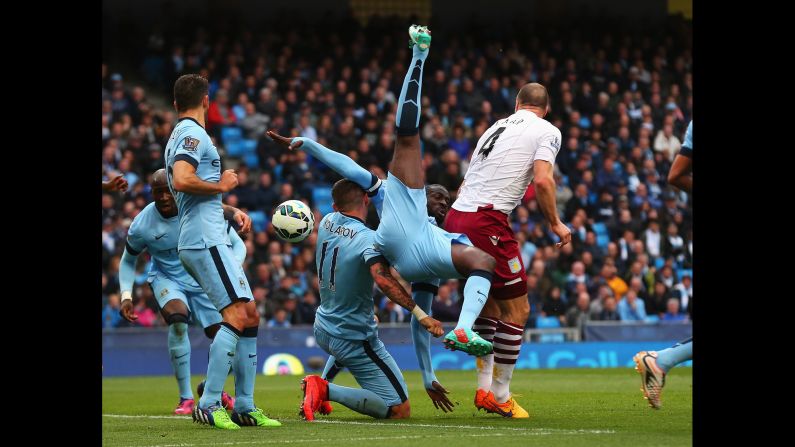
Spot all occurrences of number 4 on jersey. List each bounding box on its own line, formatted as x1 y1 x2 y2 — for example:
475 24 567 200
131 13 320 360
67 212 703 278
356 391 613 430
477 126 506 159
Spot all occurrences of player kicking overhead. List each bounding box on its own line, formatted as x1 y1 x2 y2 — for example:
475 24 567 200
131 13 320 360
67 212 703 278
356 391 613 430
118 169 246 414
299 179 445 420
271 25 496 359
165 74 280 429
633 120 693 409
264 132 456 412
444 82 571 418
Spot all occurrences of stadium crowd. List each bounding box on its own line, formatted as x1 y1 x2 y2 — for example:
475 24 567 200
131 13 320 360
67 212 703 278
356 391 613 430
102 16 692 333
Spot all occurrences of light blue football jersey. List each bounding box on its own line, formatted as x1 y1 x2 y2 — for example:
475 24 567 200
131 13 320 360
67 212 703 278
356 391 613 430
126 202 204 293
164 117 230 250
313 212 385 340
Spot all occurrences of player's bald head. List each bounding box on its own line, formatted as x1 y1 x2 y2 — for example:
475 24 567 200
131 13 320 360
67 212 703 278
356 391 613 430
151 169 168 188
516 83 549 111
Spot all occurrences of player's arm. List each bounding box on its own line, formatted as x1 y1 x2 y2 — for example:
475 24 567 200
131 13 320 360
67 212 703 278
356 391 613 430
533 160 572 248
171 160 238 195
411 282 454 412
368 260 444 337
222 204 252 235
667 154 692 193
102 174 128 192
228 223 247 265
267 130 381 193
118 233 147 322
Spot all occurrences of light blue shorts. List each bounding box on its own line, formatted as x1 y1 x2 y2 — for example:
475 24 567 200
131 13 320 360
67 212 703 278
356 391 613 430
314 327 408 406
178 244 252 312
374 172 472 282
149 274 223 328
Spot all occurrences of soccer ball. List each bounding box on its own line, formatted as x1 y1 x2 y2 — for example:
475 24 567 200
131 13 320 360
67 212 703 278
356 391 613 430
272 200 315 243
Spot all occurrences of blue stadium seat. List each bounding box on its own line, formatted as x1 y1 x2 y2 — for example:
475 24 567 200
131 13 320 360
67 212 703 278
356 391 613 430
592 222 608 236
225 140 246 157
645 315 660 323
242 138 258 154
596 234 610 248
312 186 334 216
677 269 692 281
536 316 565 343
243 152 260 168
654 257 665 269
248 210 268 233
221 126 243 145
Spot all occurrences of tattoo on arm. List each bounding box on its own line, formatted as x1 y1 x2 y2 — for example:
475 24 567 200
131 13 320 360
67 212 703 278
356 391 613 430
370 261 416 311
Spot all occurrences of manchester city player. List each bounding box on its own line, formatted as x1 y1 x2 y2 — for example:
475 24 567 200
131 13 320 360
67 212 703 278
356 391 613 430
299 179 444 420
118 169 247 414
165 74 280 429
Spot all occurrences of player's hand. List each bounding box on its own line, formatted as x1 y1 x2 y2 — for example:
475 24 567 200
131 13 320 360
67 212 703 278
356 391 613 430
420 316 444 337
233 209 252 235
120 300 138 322
219 169 239 193
551 221 572 248
426 381 454 413
103 175 129 192
266 130 304 151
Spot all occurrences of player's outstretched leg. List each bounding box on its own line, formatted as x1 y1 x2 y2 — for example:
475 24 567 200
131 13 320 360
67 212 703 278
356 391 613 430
443 245 496 357
634 337 691 409
389 24 431 189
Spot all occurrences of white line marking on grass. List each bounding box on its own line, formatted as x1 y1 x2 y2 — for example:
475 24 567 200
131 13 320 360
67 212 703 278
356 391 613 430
119 431 615 447
104 414 186 420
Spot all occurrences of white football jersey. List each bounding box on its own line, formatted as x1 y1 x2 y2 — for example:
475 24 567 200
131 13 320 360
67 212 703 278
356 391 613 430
452 109 562 214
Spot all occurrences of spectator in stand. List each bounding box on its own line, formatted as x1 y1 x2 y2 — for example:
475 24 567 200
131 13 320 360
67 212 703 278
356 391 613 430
207 88 236 134
618 289 647 321
662 298 687 322
595 296 621 321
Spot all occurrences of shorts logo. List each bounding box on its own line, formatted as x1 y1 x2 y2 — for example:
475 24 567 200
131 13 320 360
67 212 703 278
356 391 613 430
489 235 500 246
239 277 245 288
182 136 200 151
160 288 169 298
507 257 521 274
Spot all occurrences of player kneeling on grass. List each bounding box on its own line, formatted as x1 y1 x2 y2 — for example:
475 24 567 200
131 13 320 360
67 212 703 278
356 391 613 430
300 179 444 420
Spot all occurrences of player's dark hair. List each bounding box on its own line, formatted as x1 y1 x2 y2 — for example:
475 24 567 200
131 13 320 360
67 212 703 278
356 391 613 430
332 179 366 212
174 74 209 112
516 82 549 109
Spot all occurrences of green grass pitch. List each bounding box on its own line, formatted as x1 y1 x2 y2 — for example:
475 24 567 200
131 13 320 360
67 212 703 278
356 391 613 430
102 368 691 446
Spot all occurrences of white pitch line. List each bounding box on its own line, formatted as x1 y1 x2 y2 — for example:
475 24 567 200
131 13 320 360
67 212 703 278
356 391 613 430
102 414 615 435
119 431 614 447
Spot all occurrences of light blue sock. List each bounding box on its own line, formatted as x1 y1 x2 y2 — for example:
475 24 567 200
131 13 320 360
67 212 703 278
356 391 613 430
395 44 428 135
198 324 239 409
411 283 438 388
168 322 193 399
233 327 258 412
328 383 390 419
456 270 493 330
656 337 693 373
321 356 343 382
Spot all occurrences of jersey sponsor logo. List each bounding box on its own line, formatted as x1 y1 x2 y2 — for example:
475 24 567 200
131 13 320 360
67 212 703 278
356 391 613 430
182 136 200 151
507 256 521 274
489 235 500 245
